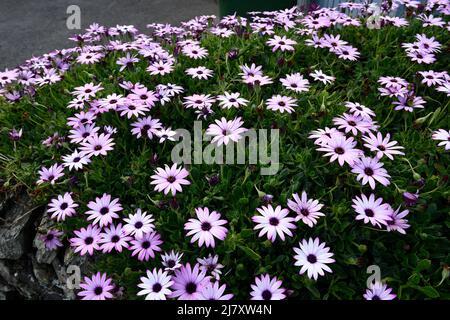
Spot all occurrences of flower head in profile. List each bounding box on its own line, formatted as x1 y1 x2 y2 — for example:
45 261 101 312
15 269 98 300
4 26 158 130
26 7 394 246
47 192 78 222
137 268 174 300
170 263 211 300
250 274 285 300
40 230 64 250
129 231 163 261
252 205 296 242
363 282 396 300
293 238 335 280
85 193 123 227
386 207 410 234
78 272 115 300
287 192 325 227
205 117 248 146
37 163 65 185
185 207 228 248
150 163 191 196
352 194 392 228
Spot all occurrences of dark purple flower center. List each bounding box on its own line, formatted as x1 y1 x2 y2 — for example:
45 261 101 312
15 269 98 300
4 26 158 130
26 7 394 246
372 295 380 300
185 282 197 294
140 95 148 100
348 120 356 126
128 105 136 110
134 221 143 229
365 209 375 217
85 89 92 93
82 132 90 138
100 207 109 215
334 147 345 155
142 241 151 249
167 260 176 268
300 208 309 216
47 175 55 181
229 98 236 103
46 233 54 241
73 157 81 162
94 286 103 295
111 235 120 243
152 283 162 293
278 101 286 106
377 145 386 151
269 217 279 226
262 290 272 300
94 144 102 151
60 202 68 210
307 254 317 263
201 221 212 231
364 167 374 176
167 176 176 183
84 236 94 245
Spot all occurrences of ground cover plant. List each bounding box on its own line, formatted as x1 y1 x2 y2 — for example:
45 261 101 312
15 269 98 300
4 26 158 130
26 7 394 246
0 0 449 300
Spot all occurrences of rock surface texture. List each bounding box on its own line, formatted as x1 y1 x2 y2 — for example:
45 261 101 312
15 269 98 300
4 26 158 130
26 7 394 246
0 189 90 299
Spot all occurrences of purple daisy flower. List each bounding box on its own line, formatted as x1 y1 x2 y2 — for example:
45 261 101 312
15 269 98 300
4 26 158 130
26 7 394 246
200 282 233 300
386 207 410 234
317 135 363 166
170 263 211 300
85 193 123 227
137 268 174 300
162 250 184 271
40 229 64 250
99 223 132 253
184 207 228 248
78 272 115 300
70 224 102 256
79 133 115 157
252 205 296 242
352 194 392 228
205 117 248 146
250 274 285 300
293 237 335 280
47 192 78 222
123 209 155 239
363 282 396 300
37 163 65 185
150 163 191 196
129 231 163 261
287 191 325 227
351 156 391 190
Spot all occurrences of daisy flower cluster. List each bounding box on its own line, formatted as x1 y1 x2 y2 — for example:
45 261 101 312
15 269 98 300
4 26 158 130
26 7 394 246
1 1 448 301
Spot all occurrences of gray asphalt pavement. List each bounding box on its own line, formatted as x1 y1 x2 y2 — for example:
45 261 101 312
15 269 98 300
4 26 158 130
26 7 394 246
0 0 218 69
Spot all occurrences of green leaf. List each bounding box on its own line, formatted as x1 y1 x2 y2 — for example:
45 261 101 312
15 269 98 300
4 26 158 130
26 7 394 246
238 245 261 261
416 259 431 272
414 286 440 298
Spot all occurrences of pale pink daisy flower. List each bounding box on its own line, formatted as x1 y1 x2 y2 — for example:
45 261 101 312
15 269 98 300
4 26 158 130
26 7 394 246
99 223 132 253
129 231 163 261
70 224 102 256
80 133 115 157
123 209 155 239
155 127 177 143
185 207 228 248
62 150 91 171
293 238 335 280
147 60 174 76
308 127 344 146
170 263 211 300
280 73 310 93
266 95 297 113
185 66 214 80
200 282 233 300
252 205 296 242
351 157 391 189
333 113 374 136
137 268 174 300
85 193 123 227
310 70 335 84
393 95 426 112
364 282 396 300
66 111 97 129
71 82 103 100
250 274 285 300
150 163 191 196
183 94 216 109
431 129 450 150
317 136 363 166
266 35 297 52
363 132 405 160
205 117 248 146
352 194 393 228
217 92 249 109
117 101 151 118
162 250 184 271
344 102 376 119
68 124 100 143
287 192 325 227
131 116 162 139
182 44 208 59
386 207 410 234
47 192 78 222
37 163 65 185
78 272 114 300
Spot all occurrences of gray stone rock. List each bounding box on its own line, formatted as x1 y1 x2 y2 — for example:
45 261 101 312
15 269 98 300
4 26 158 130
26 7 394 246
0 192 41 260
